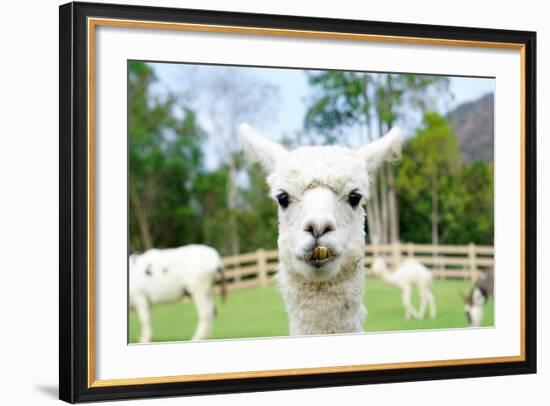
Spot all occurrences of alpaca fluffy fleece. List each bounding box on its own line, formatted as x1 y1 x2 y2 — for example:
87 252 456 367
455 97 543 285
371 257 437 320
278 247 367 335
239 123 402 335
129 244 224 342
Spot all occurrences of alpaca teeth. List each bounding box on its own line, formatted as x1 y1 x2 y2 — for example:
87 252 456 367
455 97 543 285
311 246 329 260
312 247 319 260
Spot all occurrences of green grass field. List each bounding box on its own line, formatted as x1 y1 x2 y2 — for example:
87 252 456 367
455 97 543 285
129 277 494 343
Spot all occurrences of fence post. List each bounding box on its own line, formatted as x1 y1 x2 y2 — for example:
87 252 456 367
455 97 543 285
257 249 268 287
468 243 477 281
392 241 401 268
407 242 414 258
433 244 444 279
370 243 379 267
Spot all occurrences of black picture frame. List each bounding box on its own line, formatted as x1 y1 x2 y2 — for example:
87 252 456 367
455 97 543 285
59 1 536 403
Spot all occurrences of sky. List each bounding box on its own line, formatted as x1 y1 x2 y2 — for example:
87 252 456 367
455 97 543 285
147 62 494 168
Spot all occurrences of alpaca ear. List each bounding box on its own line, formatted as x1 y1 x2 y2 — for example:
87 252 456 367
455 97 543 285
357 127 403 172
238 123 288 174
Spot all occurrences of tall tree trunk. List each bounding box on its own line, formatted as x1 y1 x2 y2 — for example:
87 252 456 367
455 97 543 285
362 89 378 244
370 177 382 244
387 165 399 242
377 112 389 245
384 74 400 243
130 181 153 251
366 199 378 244
431 174 439 247
379 164 388 244
227 152 240 256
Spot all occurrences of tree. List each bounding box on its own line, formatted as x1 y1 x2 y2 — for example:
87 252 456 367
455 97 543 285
192 166 232 254
189 67 278 257
128 61 204 251
237 163 279 253
304 71 374 146
396 113 462 246
448 161 494 244
304 71 450 243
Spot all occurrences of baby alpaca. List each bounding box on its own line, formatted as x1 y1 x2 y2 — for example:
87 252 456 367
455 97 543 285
129 244 226 342
239 123 402 335
371 257 437 320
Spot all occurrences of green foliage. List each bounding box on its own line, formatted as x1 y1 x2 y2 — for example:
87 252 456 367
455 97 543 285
454 161 494 244
304 71 373 144
304 71 450 144
188 162 278 255
405 112 462 178
191 167 229 252
128 61 205 251
237 163 279 253
397 113 493 244
129 61 279 254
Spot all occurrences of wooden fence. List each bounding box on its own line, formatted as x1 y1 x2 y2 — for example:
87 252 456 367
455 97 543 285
216 243 494 293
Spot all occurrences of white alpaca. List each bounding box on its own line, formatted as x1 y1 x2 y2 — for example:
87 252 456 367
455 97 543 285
371 257 437 320
129 244 226 343
239 123 402 335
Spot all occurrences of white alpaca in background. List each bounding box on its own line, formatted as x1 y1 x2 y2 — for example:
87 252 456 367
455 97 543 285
239 123 402 335
129 244 226 343
371 257 437 320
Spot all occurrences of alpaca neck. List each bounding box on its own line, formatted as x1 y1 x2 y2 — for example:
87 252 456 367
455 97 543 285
277 259 366 335
381 270 395 284
378 265 399 286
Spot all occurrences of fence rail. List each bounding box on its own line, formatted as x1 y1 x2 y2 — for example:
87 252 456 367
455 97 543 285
215 243 494 293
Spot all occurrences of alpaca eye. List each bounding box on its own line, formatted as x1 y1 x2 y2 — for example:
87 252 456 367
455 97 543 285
276 192 290 209
348 191 362 208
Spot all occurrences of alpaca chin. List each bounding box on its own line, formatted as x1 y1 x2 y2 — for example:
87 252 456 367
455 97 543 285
279 237 346 282
277 240 367 335
288 252 342 282
276 255 367 335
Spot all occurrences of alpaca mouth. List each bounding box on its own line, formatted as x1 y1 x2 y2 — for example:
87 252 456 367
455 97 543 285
307 245 336 268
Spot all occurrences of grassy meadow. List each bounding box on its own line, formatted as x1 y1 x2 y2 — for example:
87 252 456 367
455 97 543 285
129 277 494 343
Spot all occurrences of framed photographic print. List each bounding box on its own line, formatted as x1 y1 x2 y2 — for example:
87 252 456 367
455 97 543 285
59 1 536 403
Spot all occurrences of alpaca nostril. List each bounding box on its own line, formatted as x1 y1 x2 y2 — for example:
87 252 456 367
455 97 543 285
303 221 335 238
304 224 315 236
320 224 335 236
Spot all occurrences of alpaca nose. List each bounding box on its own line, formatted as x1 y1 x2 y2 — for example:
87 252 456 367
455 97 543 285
303 218 336 238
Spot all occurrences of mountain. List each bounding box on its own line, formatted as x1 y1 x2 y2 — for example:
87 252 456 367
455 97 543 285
447 93 494 163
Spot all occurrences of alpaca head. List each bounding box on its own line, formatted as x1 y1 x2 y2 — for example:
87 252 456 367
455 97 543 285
370 257 389 276
462 287 487 327
239 123 402 282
